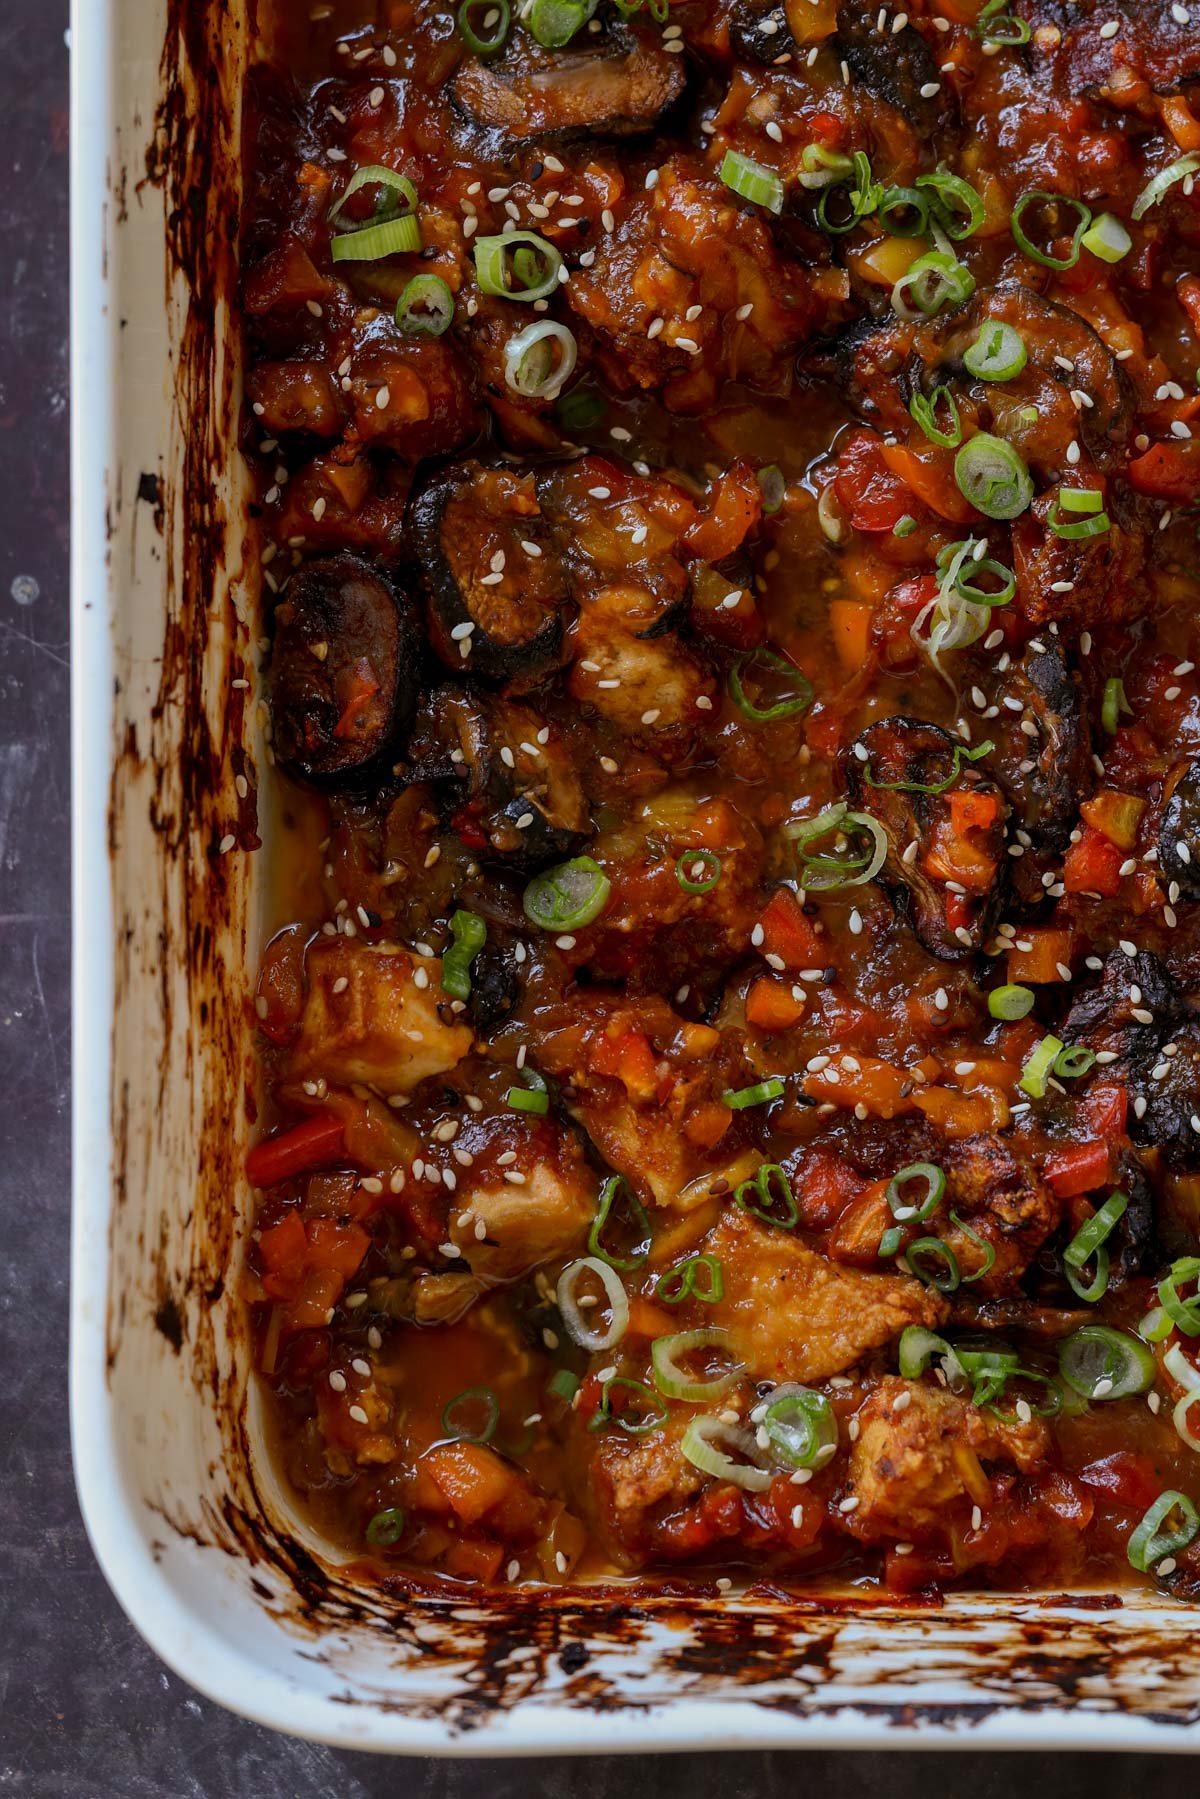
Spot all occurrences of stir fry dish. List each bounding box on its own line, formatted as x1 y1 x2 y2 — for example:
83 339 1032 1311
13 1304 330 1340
240 0 1200 1596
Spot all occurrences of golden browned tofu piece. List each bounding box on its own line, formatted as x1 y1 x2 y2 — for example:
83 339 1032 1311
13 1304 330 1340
706 1207 949 1383
450 1158 593 1285
847 1377 1049 1538
290 937 473 1093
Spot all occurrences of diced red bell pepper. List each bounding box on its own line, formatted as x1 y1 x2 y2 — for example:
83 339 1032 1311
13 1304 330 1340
1043 1138 1111 1198
246 1112 346 1188
834 430 914 533
683 461 762 561
1085 1083 1127 1137
1077 1452 1162 1513
1062 826 1125 897
756 886 827 971
1128 440 1200 504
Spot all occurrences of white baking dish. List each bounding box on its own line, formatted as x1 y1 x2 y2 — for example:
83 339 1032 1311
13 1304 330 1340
68 0 1200 1755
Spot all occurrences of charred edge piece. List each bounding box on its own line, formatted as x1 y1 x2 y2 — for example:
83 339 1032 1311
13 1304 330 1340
833 0 947 135
269 552 419 789
997 641 1092 876
407 463 569 687
1129 1024 1200 1175
728 1 798 62
1159 760 1200 900
1061 947 1184 1068
1106 1150 1159 1284
468 939 523 1035
450 22 687 143
844 716 1008 961
1026 0 1200 98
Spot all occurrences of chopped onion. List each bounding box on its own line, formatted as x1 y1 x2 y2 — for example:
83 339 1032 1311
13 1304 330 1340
504 320 578 401
557 1256 629 1352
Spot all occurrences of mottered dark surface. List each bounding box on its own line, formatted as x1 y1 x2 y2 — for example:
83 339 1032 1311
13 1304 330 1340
0 2 1191 1791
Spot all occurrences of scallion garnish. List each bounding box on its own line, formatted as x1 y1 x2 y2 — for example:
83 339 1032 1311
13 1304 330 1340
785 803 888 891
675 849 722 894
877 185 930 238
1018 1032 1063 1099
864 734 994 794
950 1211 997 1284
720 149 784 215
758 464 786 514
733 1160 797 1224
523 856 611 930
954 432 1034 520
917 170 986 240
724 1079 786 1112
1058 1326 1155 1401
1048 493 1111 539
1063 1192 1128 1306
505 1069 551 1115
442 909 487 1000
963 320 1028 382
1132 152 1200 221
365 1507 407 1547
1101 676 1132 735
441 1385 501 1444
1011 189 1092 269
557 1256 629 1351
886 1161 945 1224
504 320 578 401
892 250 976 321
909 384 963 448
761 1385 839 1470
327 166 421 263
898 1326 958 1379
474 230 563 301
651 1328 742 1402
1081 212 1132 263
587 1174 652 1271
1158 1257 1200 1338
988 982 1034 1020
458 0 510 52
680 1415 773 1491
587 1376 667 1435
904 1236 961 1292
654 1254 725 1306
728 647 814 721
528 0 595 46
976 0 1030 45
1128 1490 1200 1573
395 273 455 337
1053 1044 1096 1079
547 1368 579 1403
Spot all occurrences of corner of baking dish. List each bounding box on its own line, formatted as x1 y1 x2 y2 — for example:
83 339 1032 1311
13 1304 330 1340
67 0 1200 1755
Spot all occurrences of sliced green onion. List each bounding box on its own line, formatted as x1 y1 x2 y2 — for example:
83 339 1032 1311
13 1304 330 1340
548 1368 578 1403
893 514 918 539
395 274 455 337
654 1254 725 1306
1141 1305 1173 1345
878 1225 904 1258
474 231 563 302
458 0 511 52
733 1161 798 1226
442 910 486 1000
724 1079 786 1112
1048 500 1111 540
785 803 888 891
952 554 1016 606
1066 1249 1110 1303
1019 1033 1063 1100
652 1328 742 1402
1159 1257 1200 1338
523 856 611 930
964 321 1028 382
328 165 418 229
331 213 422 264
504 320 577 401
675 849 722 894
557 1256 629 1351
728 647 814 721
528 0 594 46
505 1069 550 1115
910 384 962 448
1165 1342 1200 1393
976 0 1030 45
877 186 931 238
864 735 994 795
1173 1390 1200 1454
817 150 882 233
893 250 976 321
680 1415 773 1491
588 1376 667 1435
1059 1326 1155 1401
985 1367 1064 1422
898 1325 957 1379
556 385 605 432
758 464 786 514
950 1211 997 1285
588 1174 652 1272
1011 190 1092 269
989 983 1034 1020
1065 1192 1127 1264
441 1385 500 1444
798 144 853 190
905 1236 961 1292
761 1385 839 1469
955 432 1034 520
918 171 986 240
1132 153 1200 222
720 149 784 215
365 1507 406 1547
1054 1044 1096 1079
958 1343 1021 1405
1059 487 1104 513
887 1161 945 1224
1082 212 1132 263
1101 676 1132 735
1128 1490 1200 1571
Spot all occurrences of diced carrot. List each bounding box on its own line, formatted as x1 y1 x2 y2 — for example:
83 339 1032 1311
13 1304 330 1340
681 1099 733 1151
1007 927 1074 984
1085 1083 1127 1137
879 442 977 523
803 1054 912 1119
258 1209 307 1277
626 1296 677 1341
1044 1139 1112 1198
422 1443 519 1526
246 1113 346 1188
683 461 762 560
443 1538 505 1584
829 599 874 672
306 1216 371 1278
757 886 827 971
1062 827 1125 897
589 1026 659 1101
793 1149 865 1228
912 1084 1010 1135
947 789 1001 835
1079 789 1144 850
1160 95 1200 152
746 975 806 1032
1128 441 1200 504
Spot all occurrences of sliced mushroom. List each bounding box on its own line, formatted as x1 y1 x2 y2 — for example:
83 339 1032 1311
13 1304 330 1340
1061 948 1182 1067
270 553 419 789
844 717 1008 960
407 462 571 686
1129 1024 1200 1173
983 641 1092 902
468 940 523 1035
1026 0 1200 98
1159 759 1200 900
833 0 947 135
451 22 687 142
411 685 592 867
1010 486 1146 631
1106 1151 1159 1284
728 1 798 61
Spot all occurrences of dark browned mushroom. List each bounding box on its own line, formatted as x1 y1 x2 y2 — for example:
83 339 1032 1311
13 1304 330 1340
728 1 798 62
1129 1024 1200 1173
983 640 1092 903
270 553 419 789
451 21 687 143
407 462 571 687
833 0 947 135
1159 759 1200 900
1025 0 1200 99
844 717 1008 960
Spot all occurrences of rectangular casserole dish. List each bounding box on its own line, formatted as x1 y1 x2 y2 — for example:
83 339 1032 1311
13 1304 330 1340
68 0 1200 1754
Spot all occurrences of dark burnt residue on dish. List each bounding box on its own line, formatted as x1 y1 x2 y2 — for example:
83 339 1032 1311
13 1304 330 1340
98 0 1200 1741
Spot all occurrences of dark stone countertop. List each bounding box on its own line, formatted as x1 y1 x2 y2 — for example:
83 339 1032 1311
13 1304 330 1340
1 1 1194 1790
